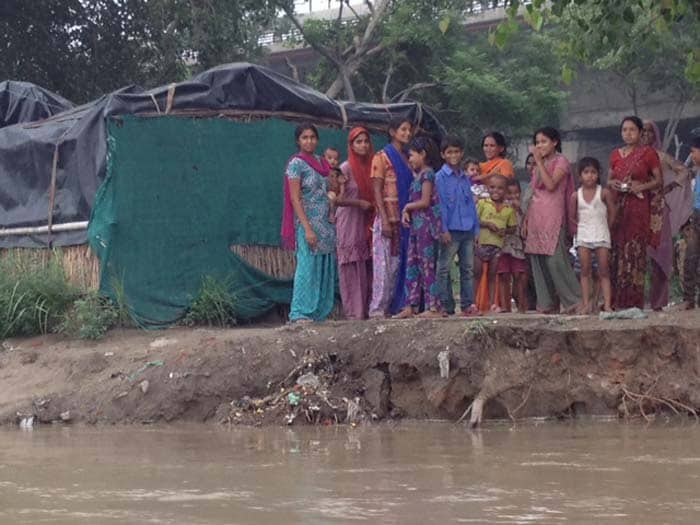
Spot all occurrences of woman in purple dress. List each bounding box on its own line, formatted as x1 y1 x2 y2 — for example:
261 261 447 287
336 127 375 319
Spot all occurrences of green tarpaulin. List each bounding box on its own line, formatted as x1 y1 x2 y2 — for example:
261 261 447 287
88 115 357 327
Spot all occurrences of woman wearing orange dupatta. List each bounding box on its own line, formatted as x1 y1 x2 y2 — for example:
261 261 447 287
474 132 514 311
336 127 375 319
608 116 663 310
476 132 515 184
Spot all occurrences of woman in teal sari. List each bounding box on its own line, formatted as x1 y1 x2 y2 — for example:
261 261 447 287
281 123 337 322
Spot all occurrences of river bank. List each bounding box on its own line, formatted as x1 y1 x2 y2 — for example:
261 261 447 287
1 311 699 427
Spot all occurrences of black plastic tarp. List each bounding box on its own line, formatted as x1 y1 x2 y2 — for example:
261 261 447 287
0 81 74 128
0 62 445 248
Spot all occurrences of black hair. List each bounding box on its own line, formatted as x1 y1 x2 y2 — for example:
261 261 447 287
533 127 562 153
328 167 342 176
294 122 319 143
489 173 508 186
481 132 507 157
324 146 340 154
387 115 413 140
464 157 479 167
620 115 644 133
408 136 441 170
525 153 535 166
440 134 465 153
577 157 601 178
691 137 700 149
506 178 521 190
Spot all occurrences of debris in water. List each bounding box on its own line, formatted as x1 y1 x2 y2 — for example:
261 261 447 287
18 414 34 429
287 392 301 406
345 397 361 424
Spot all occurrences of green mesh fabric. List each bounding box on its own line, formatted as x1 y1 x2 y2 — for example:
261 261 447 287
88 115 352 327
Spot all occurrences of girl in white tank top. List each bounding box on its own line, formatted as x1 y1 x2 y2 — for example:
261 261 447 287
569 158 617 313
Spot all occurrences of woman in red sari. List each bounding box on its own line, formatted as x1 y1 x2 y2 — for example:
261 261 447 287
608 116 663 309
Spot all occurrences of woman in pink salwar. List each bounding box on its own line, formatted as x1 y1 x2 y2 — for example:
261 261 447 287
524 127 581 313
336 127 375 319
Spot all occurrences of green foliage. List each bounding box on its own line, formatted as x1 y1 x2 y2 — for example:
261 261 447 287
60 292 118 340
501 0 700 86
184 275 238 328
435 31 566 153
0 253 80 339
0 0 281 103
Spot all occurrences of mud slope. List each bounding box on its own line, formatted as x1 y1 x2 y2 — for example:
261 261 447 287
1 312 699 426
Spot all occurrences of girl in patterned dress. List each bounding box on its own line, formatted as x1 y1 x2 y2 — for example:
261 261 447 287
393 137 443 319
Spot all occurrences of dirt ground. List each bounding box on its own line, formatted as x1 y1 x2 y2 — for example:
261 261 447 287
1 310 699 428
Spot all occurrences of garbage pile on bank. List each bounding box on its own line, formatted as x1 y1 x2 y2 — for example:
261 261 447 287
220 348 370 426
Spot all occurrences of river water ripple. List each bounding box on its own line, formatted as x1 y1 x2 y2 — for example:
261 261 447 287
1 420 699 524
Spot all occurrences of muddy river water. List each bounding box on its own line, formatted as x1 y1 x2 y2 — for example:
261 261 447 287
1 420 699 524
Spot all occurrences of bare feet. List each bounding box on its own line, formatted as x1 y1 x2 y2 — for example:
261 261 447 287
461 305 481 317
392 307 414 319
490 304 503 314
417 309 443 319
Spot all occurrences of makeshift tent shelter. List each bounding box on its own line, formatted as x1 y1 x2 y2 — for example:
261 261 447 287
0 63 444 326
0 81 74 129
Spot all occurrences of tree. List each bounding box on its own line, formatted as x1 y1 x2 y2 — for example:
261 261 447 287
0 0 280 103
498 0 700 87
0 0 82 99
273 0 394 101
500 0 699 152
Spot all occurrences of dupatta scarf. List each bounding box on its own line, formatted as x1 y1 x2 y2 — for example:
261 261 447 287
281 152 330 250
610 145 663 248
384 143 412 314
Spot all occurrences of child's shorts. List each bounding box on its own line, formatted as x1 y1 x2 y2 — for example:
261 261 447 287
497 253 527 274
476 244 501 262
576 240 611 250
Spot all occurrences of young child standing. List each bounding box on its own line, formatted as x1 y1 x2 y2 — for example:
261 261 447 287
497 179 528 313
568 157 616 313
435 136 480 317
474 174 517 313
683 137 700 309
394 137 443 319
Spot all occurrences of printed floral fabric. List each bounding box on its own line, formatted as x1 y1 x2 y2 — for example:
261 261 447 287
286 156 336 254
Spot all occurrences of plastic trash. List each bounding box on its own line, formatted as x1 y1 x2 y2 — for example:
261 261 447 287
129 360 164 381
599 307 647 320
287 392 301 406
296 372 320 390
438 350 450 379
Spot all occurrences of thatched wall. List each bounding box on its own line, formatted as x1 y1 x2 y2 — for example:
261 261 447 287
0 245 100 291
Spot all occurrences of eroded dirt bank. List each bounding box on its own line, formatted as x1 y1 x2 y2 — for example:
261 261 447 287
1 312 699 427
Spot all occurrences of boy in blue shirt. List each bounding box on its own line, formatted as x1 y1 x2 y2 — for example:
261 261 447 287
435 136 480 316
683 136 700 309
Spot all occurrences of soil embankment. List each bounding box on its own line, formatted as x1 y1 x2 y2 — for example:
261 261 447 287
1 312 699 427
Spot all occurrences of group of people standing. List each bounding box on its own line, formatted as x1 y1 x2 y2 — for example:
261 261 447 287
281 115 700 323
